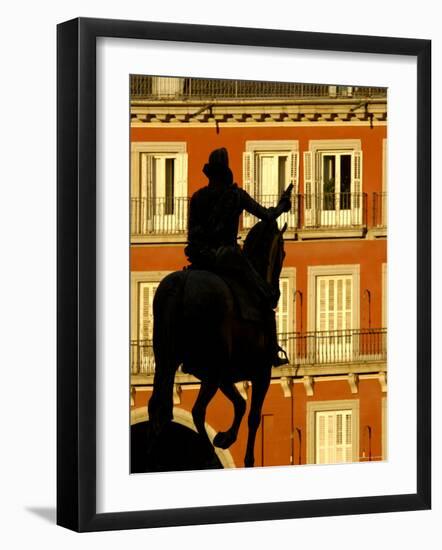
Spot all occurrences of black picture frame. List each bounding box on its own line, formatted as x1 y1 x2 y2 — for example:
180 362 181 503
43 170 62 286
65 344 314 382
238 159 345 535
57 17 431 532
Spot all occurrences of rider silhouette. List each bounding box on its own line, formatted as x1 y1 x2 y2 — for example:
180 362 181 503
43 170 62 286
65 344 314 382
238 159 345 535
184 147 291 367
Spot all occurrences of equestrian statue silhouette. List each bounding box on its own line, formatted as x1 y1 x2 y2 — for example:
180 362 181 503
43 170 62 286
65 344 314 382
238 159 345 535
147 147 293 467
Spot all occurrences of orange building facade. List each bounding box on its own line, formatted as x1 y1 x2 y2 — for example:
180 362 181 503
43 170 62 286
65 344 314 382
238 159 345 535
130 76 387 469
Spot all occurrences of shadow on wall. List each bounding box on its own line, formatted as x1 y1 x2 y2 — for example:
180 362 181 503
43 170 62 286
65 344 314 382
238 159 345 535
131 421 223 473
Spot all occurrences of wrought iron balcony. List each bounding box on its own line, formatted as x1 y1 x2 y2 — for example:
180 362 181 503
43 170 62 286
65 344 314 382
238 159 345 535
131 196 188 236
299 192 367 229
131 339 155 375
131 76 387 101
130 192 381 238
280 328 386 366
130 328 386 375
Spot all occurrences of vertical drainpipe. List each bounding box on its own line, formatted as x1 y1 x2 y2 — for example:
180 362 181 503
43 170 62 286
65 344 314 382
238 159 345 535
292 290 303 465
290 389 294 466
364 289 372 329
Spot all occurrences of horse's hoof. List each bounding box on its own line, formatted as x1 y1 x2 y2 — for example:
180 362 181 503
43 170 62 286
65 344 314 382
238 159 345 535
213 431 235 449
244 453 255 467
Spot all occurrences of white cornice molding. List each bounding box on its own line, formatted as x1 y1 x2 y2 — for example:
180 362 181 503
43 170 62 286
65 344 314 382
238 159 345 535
131 120 387 128
130 100 387 127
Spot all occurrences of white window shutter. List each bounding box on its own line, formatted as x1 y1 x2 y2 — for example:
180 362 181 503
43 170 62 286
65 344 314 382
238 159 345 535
242 151 255 196
316 413 327 464
345 413 352 462
316 275 353 362
140 153 153 201
175 152 188 198
243 152 256 229
289 151 299 194
139 282 159 341
352 151 363 215
303 151 315 226
318 278 327 332
138 282 159 374
176 153 188 232
317 276 353 332
140 154 154 233
315 410 353 464
276 278 290 334
275 277 293 358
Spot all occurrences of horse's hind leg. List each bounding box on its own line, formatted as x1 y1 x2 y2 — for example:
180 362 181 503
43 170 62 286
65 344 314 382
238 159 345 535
192 379 218 449
244 373 271 468
213 381 246 449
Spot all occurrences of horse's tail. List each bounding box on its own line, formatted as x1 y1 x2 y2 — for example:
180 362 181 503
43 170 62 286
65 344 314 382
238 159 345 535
148 270 186 436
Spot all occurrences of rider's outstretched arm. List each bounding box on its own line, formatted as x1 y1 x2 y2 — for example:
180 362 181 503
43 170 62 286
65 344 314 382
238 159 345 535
239 188 274 221
239 184 292 221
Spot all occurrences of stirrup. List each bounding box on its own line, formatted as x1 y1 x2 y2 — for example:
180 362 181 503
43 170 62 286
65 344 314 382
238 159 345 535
273 346 289 367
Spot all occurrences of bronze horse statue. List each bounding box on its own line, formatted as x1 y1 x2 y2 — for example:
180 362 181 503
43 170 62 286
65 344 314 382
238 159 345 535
147 218 287 468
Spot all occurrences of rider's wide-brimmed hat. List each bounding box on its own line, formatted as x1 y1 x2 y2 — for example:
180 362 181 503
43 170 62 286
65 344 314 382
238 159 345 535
203 147 232 183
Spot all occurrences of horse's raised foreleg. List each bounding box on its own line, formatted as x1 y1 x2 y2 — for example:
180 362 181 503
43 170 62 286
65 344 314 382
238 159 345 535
192 379 218 449
213 381 246 449
244 374 271 468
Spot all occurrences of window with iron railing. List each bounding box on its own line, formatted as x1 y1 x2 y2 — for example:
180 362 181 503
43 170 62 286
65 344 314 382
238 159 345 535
303 149 364 228
131 146 188 236
242 143 299 230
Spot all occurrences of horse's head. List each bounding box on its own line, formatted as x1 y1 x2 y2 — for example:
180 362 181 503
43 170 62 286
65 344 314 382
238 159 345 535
242 219 286 298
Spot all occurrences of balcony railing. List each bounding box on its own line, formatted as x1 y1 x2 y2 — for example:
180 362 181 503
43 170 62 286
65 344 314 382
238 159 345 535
373 192 387 228
131 339 155 375
130 192 382 237
131 76 387 101
130 328 386 375
281 328 386 366
131 197 188 235
299 193 367 229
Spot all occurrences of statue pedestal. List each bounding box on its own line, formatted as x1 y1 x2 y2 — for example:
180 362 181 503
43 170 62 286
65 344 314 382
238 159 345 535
131 421 223 473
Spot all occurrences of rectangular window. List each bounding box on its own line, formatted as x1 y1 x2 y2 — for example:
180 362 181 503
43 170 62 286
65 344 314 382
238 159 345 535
303 147 362 228
316 275 353 362
257 152 290 198
150 155 176 215
243 148 299 230
321 152 352 216
131 146 188 236
315 410 353 464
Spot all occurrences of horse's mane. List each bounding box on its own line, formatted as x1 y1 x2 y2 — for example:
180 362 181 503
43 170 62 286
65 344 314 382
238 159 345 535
242 219 279 278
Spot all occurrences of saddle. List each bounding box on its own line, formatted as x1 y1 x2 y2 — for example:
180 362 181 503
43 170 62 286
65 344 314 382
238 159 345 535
211 245 273 323
219 273 265 323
